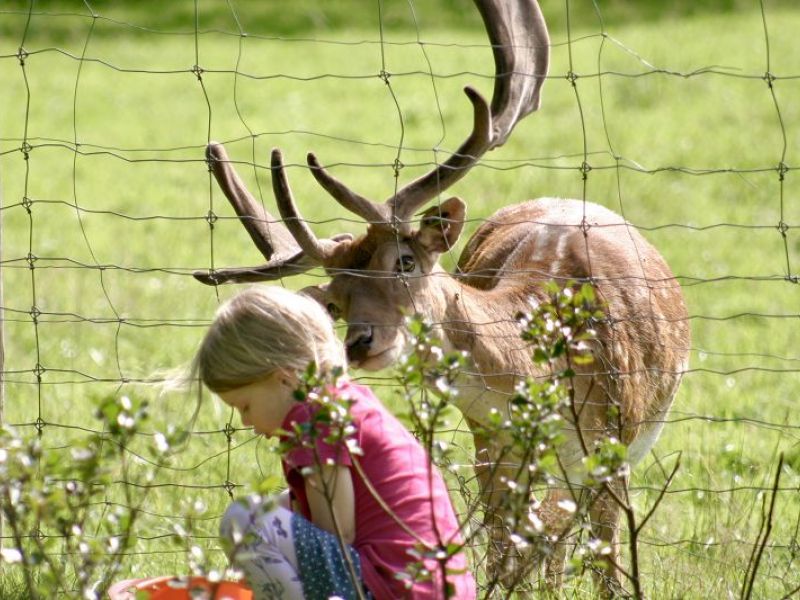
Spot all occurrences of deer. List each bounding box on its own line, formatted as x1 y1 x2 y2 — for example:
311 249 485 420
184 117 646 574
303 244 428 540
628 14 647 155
193 0 691 594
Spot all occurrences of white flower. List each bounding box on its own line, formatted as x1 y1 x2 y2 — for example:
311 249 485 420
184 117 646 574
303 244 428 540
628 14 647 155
89 348 105 365
345 438 363 456
154 432 170 453
82 587 98 600
557 499 577 514
71 447 93 461
117 414 134 429
528 512 544 533
0 548 23 563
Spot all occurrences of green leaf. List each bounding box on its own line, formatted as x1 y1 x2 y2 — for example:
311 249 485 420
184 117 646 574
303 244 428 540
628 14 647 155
572 354 595 365
533 348 550 363
255 474 284 495
581 282 596 303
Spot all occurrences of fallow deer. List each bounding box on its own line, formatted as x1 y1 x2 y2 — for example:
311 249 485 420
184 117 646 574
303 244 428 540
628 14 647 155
194 0 690 594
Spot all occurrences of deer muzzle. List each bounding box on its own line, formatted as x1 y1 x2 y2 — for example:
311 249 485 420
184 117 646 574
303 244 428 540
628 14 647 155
345 325 374 365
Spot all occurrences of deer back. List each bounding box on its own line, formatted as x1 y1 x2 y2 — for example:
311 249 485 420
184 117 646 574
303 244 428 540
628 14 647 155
446 198 690 466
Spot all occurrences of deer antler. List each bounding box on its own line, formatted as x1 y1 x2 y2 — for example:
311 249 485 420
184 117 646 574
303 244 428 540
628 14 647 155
271 149 342 262
196 0 550 284
194 144 315 285
305 0 550 228
307 152 391 225
477 0 550 143
205 143 299 259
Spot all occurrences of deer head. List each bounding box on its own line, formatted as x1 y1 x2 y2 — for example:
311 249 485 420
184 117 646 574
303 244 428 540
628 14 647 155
194 0 550 369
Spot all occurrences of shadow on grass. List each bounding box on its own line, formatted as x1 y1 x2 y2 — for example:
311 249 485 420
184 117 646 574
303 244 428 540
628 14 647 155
0 0 794 42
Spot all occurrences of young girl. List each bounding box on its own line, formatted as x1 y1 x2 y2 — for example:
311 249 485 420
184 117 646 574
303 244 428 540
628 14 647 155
191 285 476 600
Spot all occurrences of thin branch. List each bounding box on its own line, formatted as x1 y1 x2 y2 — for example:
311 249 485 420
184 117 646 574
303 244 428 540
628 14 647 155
741 453 784 600
635 454 681 535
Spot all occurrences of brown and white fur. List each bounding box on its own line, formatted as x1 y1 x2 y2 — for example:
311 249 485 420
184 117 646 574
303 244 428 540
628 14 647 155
305 195 689 590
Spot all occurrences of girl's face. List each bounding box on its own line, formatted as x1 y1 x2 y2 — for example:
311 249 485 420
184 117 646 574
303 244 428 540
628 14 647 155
219 370 297 436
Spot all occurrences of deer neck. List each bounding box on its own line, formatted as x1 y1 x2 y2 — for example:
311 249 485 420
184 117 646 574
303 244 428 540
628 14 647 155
419 268 539 423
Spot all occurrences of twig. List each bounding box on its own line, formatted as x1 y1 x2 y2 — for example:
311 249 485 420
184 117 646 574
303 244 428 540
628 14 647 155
778 582 800 600
635 453 681 535
1 494 39 600
741 453 784 600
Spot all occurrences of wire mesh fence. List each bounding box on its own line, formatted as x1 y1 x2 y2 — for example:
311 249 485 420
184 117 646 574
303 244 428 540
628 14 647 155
0 0 798 597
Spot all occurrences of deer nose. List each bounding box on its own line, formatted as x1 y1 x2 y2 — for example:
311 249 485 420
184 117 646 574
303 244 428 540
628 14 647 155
345 325 373 364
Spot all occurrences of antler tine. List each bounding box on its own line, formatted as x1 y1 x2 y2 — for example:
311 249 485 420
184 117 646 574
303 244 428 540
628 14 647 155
307 153 390 225
206 142 299 259
388 0 551 222
271 149 340 262
193 255 314 285
389 86 492 222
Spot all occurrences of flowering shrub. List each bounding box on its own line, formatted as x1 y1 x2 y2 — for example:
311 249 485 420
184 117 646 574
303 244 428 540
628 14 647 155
0 282 644 598
0 396 178 599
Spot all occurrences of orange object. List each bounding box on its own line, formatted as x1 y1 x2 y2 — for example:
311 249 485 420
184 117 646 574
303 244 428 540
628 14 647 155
107 576 252 599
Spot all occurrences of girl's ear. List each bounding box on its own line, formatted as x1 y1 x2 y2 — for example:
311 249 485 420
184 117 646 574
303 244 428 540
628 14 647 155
276 368 296 387
416 197 467 254
276 369 303 394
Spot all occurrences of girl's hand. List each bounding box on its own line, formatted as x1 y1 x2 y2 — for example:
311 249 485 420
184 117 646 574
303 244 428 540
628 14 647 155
304 465 356 545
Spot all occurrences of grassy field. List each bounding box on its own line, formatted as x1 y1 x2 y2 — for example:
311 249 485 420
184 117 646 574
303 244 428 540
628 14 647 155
1 0 799 597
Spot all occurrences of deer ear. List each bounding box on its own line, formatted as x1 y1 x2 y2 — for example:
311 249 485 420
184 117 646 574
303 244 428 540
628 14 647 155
416 197 467 254
299 284 329 306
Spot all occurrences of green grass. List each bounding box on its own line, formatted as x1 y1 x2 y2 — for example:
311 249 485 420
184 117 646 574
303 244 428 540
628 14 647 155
1 1 799 597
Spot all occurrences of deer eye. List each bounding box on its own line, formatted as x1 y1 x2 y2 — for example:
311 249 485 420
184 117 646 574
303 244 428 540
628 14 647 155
395 254 416 273
326 303 341 320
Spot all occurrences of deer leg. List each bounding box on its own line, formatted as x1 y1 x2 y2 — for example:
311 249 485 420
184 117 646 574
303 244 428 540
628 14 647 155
588 481 624 598
470 425 511 584
535 486 579 590
468 422 534 590
543 536 567 590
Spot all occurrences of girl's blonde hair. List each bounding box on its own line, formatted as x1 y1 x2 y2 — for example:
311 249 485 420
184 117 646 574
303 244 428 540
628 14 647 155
191 286 346 393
